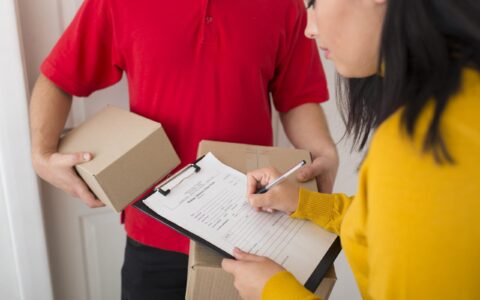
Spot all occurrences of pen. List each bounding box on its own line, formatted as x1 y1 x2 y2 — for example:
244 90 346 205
256 160 306 194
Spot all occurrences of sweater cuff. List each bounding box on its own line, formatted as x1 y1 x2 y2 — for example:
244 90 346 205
262 271 318 300
291 188 336 228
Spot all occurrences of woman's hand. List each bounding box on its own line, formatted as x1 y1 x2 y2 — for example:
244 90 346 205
246 167 300 214
222 248 286 300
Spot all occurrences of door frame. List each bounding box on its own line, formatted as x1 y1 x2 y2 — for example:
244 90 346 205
0 0 53 298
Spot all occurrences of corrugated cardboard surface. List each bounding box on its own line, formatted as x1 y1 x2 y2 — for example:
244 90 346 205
59 106 180 212
186 140 336 300
187 242 336 300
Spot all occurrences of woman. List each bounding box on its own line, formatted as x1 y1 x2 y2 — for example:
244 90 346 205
222 0 480 299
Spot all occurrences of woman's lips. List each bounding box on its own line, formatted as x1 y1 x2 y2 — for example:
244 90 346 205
319 47 331 59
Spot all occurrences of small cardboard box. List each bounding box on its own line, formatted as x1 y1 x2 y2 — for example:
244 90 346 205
58 106 180 212
186 140 336 300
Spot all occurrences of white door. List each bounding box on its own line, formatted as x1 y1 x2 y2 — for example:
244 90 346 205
17 0 128 299
0 0 53 299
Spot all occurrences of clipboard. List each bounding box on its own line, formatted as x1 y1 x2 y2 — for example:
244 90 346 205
133 154 341 292
134 155 236 259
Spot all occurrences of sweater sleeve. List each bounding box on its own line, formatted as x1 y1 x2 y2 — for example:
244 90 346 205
261 192 350 300
261 158 370 300
291 189 354 235
262 271 322 300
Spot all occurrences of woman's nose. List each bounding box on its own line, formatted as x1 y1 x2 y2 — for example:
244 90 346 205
304 8 318 39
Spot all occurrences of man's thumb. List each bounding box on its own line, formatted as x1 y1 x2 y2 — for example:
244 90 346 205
64 152 92 166
296 164 314 182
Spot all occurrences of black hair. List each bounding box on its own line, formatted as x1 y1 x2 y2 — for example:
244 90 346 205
309 0 480 163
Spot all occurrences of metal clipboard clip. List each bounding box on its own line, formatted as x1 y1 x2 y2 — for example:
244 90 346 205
154 155 205 196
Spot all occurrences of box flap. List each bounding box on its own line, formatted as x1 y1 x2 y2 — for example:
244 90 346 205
197 140 317 191
190 239 223 268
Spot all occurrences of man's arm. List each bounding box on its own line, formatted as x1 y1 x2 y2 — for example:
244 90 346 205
30 74 104 208
280 103 338 193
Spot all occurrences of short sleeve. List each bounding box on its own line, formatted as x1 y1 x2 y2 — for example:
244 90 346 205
40 0 123 97
270 2 328 112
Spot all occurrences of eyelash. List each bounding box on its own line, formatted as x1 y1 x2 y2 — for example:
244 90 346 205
307 0 316 8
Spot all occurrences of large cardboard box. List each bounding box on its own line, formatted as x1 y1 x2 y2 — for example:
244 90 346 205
186 140 336 300
59 106 180 212
187 242 336 300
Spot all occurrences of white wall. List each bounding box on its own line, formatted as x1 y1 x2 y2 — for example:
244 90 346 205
0 173 21 299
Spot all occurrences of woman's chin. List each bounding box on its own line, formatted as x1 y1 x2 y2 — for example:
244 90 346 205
336 64 378 78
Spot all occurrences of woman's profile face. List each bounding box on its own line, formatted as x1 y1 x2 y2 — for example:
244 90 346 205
305 0 387 78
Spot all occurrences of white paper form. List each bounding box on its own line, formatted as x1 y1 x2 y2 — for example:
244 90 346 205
143 152 337 284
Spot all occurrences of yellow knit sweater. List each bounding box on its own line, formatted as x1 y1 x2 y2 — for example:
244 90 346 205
262 69 480 300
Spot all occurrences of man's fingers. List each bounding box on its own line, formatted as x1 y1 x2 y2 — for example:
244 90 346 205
87 198 105 208
63 155 103 209
75 182 104 208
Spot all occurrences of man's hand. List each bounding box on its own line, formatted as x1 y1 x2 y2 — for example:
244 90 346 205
30 74 104 209
296 149 338 193
32 151 104 208
280 103 339 193
222 248 286 300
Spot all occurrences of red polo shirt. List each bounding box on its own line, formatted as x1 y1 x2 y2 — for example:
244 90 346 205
41 0 328 254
